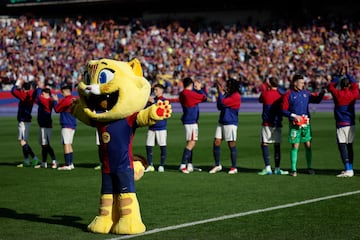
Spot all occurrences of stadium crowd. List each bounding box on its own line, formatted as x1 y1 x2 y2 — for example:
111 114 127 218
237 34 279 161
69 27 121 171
0 15 359 99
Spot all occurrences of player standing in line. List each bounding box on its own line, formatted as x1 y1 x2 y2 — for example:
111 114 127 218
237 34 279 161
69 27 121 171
53 85 77 170
282 74 326 176
209 78 241 174
179 77 207 174
327 65 359 177
11 77 39 167
144 84 168 172
34 82 58 169
258 77 288 175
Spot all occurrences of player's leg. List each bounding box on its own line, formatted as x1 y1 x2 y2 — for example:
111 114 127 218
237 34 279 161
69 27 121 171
24 122 38 161
157 130 167 172
37 127 48 168
45 128 57 168
58 128 75 170
288 126 300 176
346 126 355 172
180 124 197 173
259 126 272 175
336 126 354 177
145 130 155 172
301 126 314 174
18 121 30 166
209 124 223 173
224 124 238 174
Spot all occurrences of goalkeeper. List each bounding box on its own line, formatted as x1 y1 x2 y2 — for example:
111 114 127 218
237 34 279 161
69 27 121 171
282 74 326 176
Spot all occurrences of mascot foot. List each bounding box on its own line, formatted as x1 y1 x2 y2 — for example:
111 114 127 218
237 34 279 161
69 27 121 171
87 194 114 234
111 193 146 235
87 215 113 234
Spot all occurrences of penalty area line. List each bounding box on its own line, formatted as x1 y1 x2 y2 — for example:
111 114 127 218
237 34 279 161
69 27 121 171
107 190 360 240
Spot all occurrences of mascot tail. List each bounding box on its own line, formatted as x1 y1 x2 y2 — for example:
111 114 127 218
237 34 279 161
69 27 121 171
111 193 146 234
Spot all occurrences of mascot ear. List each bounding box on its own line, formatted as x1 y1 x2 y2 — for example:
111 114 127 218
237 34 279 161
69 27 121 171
128 58 143 77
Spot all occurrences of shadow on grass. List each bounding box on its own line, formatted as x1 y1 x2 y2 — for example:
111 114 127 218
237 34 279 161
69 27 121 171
148 164 343 176
0 207 88 232
0 162 101 169
0 162 18 166
71 163 101 169
1 162 344 176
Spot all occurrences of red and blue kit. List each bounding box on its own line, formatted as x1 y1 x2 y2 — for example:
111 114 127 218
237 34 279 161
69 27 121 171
259 83 283 127
179 89 207 124
96 113 139 194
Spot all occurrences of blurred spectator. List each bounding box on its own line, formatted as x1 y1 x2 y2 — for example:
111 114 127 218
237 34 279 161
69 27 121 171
0 15 359 96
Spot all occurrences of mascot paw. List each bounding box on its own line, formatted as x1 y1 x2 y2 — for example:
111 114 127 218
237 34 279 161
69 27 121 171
84 108 98 119
87 216 113 234
111 193 146 235
152 100 172 120
111 216 146 235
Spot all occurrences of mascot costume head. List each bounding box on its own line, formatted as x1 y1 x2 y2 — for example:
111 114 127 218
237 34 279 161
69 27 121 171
72 58 171 235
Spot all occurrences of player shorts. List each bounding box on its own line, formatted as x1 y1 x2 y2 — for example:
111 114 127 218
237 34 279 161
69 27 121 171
288 124 312 144
214 124 238 141
61 128 75 145
101 169 135 194
38 127 52 145
146 129 167 146
336 126 355 144
18 121 31 141
184 123 198 141
260 126 282 143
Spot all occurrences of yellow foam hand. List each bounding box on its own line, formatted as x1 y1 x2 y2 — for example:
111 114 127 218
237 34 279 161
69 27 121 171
71 98 93 126
83 108 99 120
136 100 172 127
150 100 172 121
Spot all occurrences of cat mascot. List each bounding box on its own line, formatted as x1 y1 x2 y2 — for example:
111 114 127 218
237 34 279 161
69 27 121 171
71 58 171 235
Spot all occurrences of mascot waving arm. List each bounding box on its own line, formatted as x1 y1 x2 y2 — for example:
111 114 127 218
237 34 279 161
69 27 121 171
72 58 171 235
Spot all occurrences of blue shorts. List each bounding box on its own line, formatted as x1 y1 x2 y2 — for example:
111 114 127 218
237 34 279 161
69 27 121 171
101 169 135 194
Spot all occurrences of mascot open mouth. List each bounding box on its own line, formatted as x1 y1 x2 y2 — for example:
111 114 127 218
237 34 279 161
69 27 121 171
86 91 119 112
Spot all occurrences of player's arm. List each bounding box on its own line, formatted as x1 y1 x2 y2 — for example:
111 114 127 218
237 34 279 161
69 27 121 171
309 90 325 104
281 91 294 119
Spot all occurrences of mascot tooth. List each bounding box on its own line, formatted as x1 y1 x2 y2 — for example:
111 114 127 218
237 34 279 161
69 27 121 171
71 58 172 235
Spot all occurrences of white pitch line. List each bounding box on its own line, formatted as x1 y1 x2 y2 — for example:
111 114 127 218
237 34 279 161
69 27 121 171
107 190 360 240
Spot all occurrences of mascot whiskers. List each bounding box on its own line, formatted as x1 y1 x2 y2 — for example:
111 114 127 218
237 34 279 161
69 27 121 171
72 58 171 235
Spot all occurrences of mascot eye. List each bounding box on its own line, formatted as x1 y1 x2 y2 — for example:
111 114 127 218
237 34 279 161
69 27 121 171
84 72 91 85
98 69 115 84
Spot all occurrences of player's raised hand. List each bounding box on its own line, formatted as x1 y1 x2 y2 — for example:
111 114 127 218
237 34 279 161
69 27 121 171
194 80 202 90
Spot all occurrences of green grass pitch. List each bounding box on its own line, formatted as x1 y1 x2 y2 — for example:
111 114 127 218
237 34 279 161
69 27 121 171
1 112 360 240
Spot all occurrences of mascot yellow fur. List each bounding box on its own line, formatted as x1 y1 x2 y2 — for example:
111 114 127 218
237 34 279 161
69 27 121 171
71 58 171 235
